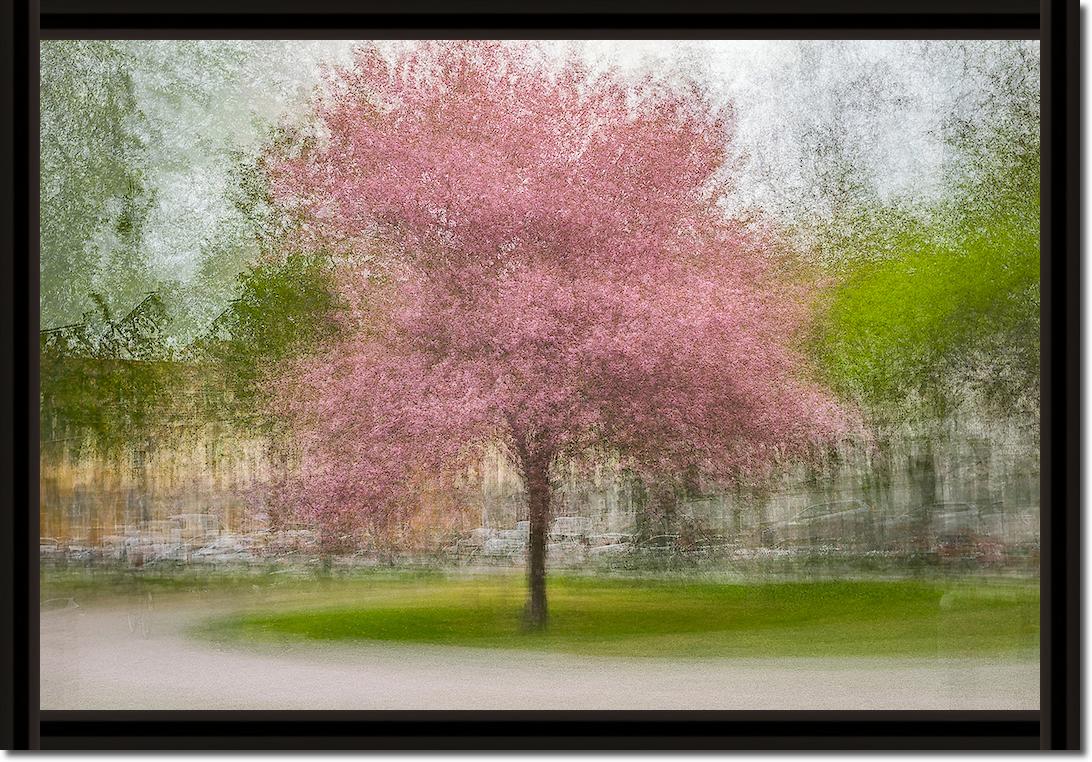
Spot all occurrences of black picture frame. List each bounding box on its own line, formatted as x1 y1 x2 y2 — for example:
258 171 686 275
1 0 1079 750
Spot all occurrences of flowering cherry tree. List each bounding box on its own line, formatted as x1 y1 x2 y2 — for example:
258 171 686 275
269 41 848 629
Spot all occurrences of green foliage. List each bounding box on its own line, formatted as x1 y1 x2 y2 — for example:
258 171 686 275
39 292 181 451
226 127 307 250
817 210 1039 419
194 253 342 426
40 41 158 328
813 41 1039 423
41 40 340 443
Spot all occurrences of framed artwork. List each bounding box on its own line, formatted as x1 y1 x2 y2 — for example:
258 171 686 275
1 0 1079 751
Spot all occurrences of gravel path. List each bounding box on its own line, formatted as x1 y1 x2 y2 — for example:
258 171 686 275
40 596 1038 710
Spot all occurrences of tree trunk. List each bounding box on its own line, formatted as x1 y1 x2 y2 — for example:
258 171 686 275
912 437 938 555
523 454 551 631
862 437 893 551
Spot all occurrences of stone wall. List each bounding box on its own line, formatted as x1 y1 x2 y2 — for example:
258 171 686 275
477 414 1040 545
39 425 272 544
39 412 1040 549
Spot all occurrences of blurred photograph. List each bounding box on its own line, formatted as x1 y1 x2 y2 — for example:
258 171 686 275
39 39 1040 710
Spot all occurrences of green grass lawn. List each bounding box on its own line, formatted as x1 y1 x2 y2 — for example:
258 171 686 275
199 575 1039 659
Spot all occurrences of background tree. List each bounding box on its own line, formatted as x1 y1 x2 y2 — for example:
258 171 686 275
191 133 343 431
809 40 1039 546
40 291 177 453
193 253 342 430
815 39 1039 422
40 41 158 330
268 41 848 629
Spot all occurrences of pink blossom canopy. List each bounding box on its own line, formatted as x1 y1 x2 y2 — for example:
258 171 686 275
268 41 849 527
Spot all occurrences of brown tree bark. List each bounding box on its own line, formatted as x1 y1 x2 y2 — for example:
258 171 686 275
522 451 551 631
911 436 938 555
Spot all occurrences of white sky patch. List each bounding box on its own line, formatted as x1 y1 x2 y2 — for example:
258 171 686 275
121 40 358 281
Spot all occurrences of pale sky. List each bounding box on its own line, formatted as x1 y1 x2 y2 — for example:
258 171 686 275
40 39 1039 332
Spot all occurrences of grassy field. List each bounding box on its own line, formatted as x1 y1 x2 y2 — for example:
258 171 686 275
193 574 1039 659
